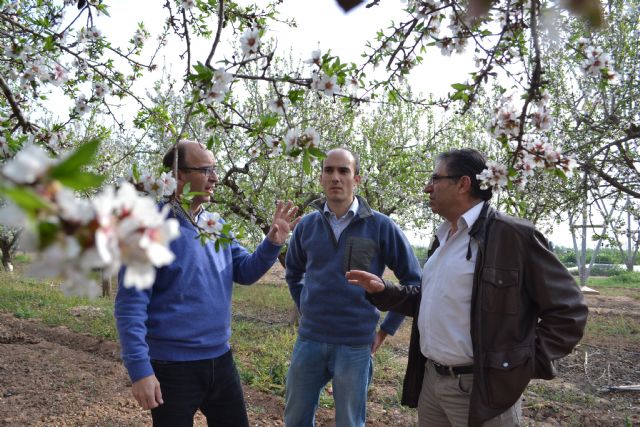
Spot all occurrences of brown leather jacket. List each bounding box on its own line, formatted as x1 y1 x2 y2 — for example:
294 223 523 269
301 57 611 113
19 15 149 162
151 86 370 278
367 203 588 426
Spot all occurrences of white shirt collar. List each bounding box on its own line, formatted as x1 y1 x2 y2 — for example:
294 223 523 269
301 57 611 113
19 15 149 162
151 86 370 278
436 201 484 242
324 197 359 219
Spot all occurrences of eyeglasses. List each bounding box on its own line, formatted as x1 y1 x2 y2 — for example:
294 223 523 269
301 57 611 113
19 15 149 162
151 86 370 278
180 166 217 177
428 174 463 184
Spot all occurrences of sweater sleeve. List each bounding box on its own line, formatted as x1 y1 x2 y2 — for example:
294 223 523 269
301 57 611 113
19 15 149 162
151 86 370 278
114 267 154 383
285 225 306 311
231 237 282 285
378 219 423 335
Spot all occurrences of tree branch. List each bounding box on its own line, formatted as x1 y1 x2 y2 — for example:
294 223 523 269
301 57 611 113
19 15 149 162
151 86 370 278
0 74 32 133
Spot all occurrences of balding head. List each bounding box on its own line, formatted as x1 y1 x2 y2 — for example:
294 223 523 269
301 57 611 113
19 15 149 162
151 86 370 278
162 139 207 170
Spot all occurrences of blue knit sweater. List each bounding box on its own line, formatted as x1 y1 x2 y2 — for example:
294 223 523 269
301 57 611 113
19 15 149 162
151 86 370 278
115 205 281 382
285 196 422 345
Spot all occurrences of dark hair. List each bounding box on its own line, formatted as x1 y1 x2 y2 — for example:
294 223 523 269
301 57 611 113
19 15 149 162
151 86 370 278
437 148 493 201
162 141 191 169
322 147 360 176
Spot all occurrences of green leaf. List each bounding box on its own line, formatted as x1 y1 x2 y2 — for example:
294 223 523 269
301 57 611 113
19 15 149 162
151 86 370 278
451 83 469 90
288 89 305 105
50 138 100 180
56 172 105 190
307 147 326 159
302 150 312 174
132 163 141 182
37 221 59 250
0 186 49 212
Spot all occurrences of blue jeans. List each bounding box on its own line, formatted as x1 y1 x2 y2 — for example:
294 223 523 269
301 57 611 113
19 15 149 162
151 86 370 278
150 350 249 427
284 337 373 427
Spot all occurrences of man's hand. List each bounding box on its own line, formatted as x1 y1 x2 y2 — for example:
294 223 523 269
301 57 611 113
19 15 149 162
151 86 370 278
371 329 388 355
131 374 163 410
345 270 385 293
267 200 301 245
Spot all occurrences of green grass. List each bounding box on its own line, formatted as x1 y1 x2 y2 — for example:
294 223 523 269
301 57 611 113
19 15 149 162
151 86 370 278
588 271 640 288
583 314 640 345
0 271 117 339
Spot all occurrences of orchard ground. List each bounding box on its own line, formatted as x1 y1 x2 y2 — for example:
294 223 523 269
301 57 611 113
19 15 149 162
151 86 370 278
0 263 639 427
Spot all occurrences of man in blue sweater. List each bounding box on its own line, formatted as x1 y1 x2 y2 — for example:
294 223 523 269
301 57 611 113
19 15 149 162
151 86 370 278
284 147 422 427
115 140 300 426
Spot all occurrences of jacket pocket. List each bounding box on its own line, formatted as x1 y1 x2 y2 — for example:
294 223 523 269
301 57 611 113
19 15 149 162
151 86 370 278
481 267 519 314
344 237 378 272
484 347 533 409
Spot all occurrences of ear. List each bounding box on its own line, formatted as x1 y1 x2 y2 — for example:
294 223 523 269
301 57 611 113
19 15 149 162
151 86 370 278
458 175 472 194
354 174 362 186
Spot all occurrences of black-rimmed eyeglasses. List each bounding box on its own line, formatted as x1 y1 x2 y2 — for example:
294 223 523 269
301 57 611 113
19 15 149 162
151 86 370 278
180 166 217 177
428 174 463 184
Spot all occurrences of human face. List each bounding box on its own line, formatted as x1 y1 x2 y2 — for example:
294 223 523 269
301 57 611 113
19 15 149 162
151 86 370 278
320 149 361 206
178 144 218 212
424 160 462 220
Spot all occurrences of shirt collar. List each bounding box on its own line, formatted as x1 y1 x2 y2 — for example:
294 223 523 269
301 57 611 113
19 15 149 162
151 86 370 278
323 197 359 219
436 201 484 241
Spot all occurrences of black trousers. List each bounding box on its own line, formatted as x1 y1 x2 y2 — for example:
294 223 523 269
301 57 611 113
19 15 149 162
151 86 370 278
150 350 249 427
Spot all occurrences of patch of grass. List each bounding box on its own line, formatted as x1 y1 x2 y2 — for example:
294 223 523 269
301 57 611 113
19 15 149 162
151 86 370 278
589 271 640 288
527 382 596 407
231 319 297 396
583 313 640 345
233 281 293 313
0 271 116 339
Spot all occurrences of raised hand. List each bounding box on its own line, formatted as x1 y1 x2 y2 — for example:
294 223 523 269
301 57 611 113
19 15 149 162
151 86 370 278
267 200 301 245
345 270 385 294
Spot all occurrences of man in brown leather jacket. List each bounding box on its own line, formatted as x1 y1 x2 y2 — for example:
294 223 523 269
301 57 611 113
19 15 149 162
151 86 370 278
346 149 588 426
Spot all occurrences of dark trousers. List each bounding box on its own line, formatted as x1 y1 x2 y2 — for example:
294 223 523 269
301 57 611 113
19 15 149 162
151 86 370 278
150 350 249 427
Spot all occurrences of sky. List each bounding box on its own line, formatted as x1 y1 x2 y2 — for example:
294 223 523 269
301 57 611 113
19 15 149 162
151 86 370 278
89 0 585 248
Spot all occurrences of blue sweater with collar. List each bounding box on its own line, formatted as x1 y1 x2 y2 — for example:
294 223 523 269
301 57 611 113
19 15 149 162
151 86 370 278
115 205 281 383
285 196 422 345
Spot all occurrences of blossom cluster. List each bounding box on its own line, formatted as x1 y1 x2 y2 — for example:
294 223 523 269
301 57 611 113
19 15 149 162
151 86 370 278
481 89 576 191
0 145 180 297
476 160 508 191
131 170 177 198
201 68 234 104
577 38 618 82
284 127 320 153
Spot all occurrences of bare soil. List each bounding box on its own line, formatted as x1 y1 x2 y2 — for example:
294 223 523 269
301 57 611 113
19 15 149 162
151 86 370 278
1 269 639 426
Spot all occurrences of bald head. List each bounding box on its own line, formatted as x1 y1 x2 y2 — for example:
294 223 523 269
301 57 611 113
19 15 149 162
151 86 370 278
323 147 360 176
162 140 208 170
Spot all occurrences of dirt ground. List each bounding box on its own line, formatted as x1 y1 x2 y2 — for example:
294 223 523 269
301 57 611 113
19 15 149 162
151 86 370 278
1 272 639 426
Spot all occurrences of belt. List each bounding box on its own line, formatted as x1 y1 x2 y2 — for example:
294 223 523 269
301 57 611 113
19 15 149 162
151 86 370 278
429 359 474 377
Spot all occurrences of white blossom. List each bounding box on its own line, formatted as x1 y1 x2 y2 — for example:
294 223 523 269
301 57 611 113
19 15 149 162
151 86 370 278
476 161 508 191
93 81 109 98
50 64 68 86
55 188 94 225
304 49 322 66
2 143 53 184
133 29 147 47
284 128 300 152
74 95 90 115
268 97 288 115
239 27 261 56
265 136 282 156
532 107 552 131
86 26 102 42
198 211 223 235
312 72 339 97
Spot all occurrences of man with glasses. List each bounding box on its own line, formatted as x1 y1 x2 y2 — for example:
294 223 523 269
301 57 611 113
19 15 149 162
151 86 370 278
115 140 300 426
346 148 587 426
284 147 422 427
